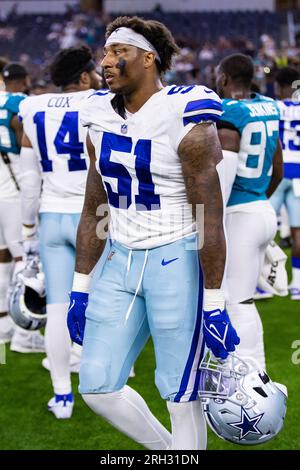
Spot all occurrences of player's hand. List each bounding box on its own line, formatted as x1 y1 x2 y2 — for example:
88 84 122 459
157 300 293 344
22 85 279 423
67 291 89 346
203 308 240 360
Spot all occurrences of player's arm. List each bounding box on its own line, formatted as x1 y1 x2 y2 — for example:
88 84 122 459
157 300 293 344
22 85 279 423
217 127 240 152
75 133 109 275
179 122 225 287
266 138 283 198
178 122 239 359
68 133 109 345
19 133 42 254
217 126 240 204
10 115 23 147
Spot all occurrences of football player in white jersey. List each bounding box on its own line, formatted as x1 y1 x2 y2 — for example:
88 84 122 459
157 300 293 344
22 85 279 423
216 54 283 370
19 46 101 419
271 67 300 300
67 17 239 450
0 62 45 352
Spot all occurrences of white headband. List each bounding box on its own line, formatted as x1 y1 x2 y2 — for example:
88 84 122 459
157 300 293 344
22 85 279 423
105 27 161 63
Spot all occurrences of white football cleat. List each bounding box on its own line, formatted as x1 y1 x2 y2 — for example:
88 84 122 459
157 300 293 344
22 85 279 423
290 287 300 300
48 393 74 419
253 287 274 300
10 329 45 353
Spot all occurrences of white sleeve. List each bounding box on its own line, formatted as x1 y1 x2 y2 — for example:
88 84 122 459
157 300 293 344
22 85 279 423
79 92 102 128
80 98 92 128
19 147 42 226
167 85 223 152
80 90 111 130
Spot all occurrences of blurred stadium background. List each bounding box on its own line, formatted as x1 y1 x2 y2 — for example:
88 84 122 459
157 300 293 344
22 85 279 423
0 0 300 451
2 0 300 94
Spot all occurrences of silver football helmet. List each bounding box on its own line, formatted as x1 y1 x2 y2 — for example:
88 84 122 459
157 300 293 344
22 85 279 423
8 256 47 331
199 353 287 445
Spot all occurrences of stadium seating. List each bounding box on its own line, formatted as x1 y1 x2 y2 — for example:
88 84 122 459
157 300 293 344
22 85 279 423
0 10 285 63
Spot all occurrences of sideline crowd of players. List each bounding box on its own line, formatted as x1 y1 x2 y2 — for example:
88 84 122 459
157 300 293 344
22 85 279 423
0 15 296 449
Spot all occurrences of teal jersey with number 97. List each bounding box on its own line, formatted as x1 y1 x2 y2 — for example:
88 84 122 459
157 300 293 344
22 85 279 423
221 93 280 206
0 91 26 155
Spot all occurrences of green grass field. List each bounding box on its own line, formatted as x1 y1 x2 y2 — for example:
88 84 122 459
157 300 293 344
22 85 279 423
0 255 299 450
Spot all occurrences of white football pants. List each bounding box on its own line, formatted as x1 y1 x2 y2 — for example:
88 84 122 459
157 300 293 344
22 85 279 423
225 202 277 369
0 199 23 258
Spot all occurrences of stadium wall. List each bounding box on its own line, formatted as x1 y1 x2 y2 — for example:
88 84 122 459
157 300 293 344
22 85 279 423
0 0 79 15
105 0 275 13
0 0 276 15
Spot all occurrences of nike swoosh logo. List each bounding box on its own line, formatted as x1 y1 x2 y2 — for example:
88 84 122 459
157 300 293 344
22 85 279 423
161 257 179 266
68 299 75 313
208 323 222 339
204 88 213 93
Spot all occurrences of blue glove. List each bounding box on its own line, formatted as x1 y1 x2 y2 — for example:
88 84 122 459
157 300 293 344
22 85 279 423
203 308 240 360
67 291 89 346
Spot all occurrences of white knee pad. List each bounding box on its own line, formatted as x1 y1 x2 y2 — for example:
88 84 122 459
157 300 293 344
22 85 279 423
0 262 12 312
80 359 110 393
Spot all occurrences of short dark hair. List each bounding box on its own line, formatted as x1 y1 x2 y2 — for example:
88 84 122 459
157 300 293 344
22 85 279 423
50 45 94 87
276 67 300 88
219 53 254 88
2 62 28 81
105 16 180 74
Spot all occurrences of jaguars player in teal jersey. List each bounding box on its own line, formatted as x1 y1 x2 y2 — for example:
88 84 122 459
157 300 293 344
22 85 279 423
216 53 283 370
0 63 44 352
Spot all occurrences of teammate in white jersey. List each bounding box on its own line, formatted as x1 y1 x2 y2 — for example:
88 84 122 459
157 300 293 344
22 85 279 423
0 62 45 353
67 17 239 450
216 54 283 369
19 46 101 419
270 67 300 300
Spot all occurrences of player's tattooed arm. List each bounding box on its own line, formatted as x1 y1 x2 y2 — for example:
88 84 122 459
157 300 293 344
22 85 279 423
178 122 226 288
266 138 283 198
75 133 109 274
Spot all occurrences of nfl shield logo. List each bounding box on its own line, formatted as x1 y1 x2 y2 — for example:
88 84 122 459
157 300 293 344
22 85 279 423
121 124 128 134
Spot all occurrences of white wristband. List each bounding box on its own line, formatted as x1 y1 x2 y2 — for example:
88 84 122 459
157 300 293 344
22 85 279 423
72 271 92 293
203 289 225 311
22 225 36 240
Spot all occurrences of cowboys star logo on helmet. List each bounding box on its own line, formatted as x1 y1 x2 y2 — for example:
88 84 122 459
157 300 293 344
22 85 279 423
229 407 264 440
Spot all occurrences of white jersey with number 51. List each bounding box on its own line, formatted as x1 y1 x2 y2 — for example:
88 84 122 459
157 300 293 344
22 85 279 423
81 85 222 249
